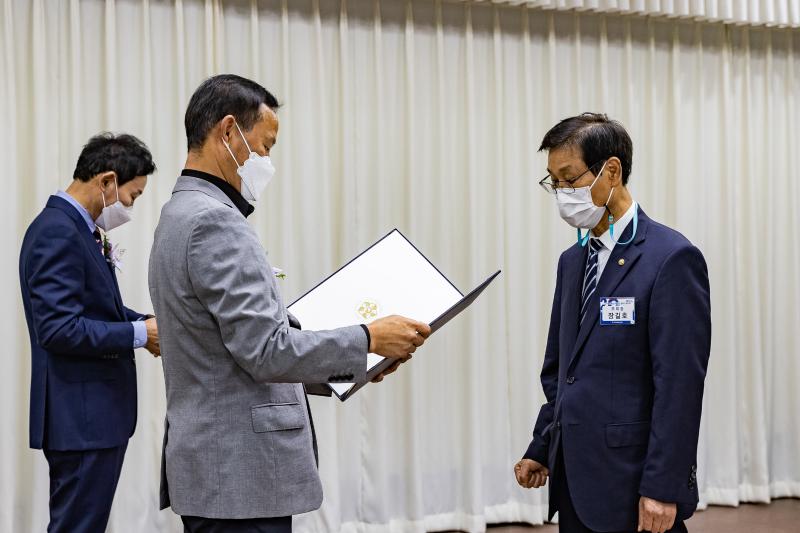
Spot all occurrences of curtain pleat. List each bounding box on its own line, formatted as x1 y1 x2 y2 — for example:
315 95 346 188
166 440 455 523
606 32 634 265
448 0 800 29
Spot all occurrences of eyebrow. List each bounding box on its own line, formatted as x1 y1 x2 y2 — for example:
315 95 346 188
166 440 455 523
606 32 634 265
546 164 573 176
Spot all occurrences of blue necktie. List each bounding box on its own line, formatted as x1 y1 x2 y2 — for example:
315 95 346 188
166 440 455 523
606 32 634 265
580 239 603 325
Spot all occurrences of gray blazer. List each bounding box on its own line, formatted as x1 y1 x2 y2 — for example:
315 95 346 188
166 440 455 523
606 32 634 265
148 176 368 519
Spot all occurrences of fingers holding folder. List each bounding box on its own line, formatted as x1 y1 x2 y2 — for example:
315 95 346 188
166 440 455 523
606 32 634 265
366 315 432 382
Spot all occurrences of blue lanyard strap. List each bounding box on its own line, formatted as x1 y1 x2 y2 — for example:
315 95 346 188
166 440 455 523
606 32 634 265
577 228 592 247
609 204 639 246
578 204 639 247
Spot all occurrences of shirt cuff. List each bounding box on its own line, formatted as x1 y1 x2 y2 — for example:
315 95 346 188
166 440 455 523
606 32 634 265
132 320 148 349
360 324 371 352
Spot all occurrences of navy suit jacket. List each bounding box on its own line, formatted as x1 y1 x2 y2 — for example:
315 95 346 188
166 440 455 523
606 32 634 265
19 195 145 451
523 208 711 531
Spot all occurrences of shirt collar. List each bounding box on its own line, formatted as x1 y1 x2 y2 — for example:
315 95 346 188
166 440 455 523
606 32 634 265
56 190 96 233
181 169 254 218
596 200 637 253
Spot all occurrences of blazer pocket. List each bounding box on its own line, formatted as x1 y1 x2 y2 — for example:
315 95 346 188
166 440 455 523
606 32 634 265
605 421 651 448
251 402 305 433
57 360 119 383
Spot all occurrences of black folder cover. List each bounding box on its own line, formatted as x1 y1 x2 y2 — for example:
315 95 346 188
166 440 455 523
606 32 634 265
335 269 501 401
289 228 501 401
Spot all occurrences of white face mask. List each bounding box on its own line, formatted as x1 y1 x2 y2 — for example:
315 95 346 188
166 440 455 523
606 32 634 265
555 161 613 230
95 178 132 231
223 122 276 202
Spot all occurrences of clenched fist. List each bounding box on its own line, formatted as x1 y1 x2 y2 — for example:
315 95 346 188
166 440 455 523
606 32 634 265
366 315 431 359
638 496 676 533
145 317 160 357
514 459 549 489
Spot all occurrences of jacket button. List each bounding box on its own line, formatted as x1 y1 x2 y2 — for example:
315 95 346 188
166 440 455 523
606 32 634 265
556 421 561 429
566 376 575 384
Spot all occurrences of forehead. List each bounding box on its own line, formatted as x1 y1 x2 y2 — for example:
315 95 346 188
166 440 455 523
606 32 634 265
254 104 279 135
547 145 584 174
120 175 147 191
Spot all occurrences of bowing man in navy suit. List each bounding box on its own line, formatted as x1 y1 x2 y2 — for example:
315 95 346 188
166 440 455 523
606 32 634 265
19 133 161 533
514 114 711 533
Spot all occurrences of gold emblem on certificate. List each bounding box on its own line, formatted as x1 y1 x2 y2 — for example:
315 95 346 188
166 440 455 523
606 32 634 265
357 300 380 320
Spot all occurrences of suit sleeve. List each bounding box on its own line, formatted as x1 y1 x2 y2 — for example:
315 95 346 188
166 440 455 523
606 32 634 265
522 255 563 464
24 223 135 356
288 311 334 397
187 208 368 384
124 306 148 322
639 245 711 503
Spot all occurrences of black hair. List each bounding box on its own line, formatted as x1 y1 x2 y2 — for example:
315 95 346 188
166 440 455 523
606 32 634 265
72 132 156 185
184 74 281 151
539 113 633 185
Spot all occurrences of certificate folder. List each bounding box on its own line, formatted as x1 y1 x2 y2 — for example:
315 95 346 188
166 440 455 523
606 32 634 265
287 229 501 401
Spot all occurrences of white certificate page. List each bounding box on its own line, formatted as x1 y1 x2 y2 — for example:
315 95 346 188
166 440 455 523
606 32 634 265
287 230 464 398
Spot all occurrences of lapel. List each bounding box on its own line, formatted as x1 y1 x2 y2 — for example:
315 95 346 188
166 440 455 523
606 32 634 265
47 196 126 317
104 246 127 313
567 208 651 369
561 243 586 354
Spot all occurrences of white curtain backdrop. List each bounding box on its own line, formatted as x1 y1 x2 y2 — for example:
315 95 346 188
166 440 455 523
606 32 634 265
1 1 799 532
451 0 800 29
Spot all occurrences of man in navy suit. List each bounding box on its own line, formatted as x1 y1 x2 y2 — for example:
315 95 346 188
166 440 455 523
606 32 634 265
514 114 711 533
19 133 161 532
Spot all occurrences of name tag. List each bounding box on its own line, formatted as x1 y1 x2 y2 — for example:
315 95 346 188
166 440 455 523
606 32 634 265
600 297 636 325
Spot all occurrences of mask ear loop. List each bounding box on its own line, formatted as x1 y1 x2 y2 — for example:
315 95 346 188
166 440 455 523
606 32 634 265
234 121 253 154
100 175 119 209
222 137 241 168
222 121 253 166
603 186 615 223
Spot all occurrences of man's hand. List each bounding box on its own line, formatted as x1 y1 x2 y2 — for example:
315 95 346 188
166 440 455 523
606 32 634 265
145 317 160 357
366 315 431 382
371 357 409 383
367 315 431 358
514 459 549 489
638 496 676 533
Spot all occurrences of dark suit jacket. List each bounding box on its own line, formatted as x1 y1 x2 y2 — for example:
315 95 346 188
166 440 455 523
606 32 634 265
523 208 711 531
19 195 145 451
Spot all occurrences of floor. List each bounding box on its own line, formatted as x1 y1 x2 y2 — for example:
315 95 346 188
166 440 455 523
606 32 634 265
472 498 800 533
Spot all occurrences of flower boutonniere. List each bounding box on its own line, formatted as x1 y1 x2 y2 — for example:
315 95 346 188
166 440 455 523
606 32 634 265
272 267 287 280
102 233 126 272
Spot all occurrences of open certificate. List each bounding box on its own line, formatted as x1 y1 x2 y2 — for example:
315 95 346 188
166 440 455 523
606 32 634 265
287 229 501 401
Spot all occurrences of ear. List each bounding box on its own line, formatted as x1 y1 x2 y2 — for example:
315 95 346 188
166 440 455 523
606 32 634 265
605 157 623 186
219 115 237 144
97 171 117 190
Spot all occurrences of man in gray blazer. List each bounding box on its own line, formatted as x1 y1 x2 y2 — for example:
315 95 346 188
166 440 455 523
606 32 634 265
149 74 430 533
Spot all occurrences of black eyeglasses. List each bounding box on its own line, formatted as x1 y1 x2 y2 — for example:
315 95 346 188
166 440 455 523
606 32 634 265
538 159 607 194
